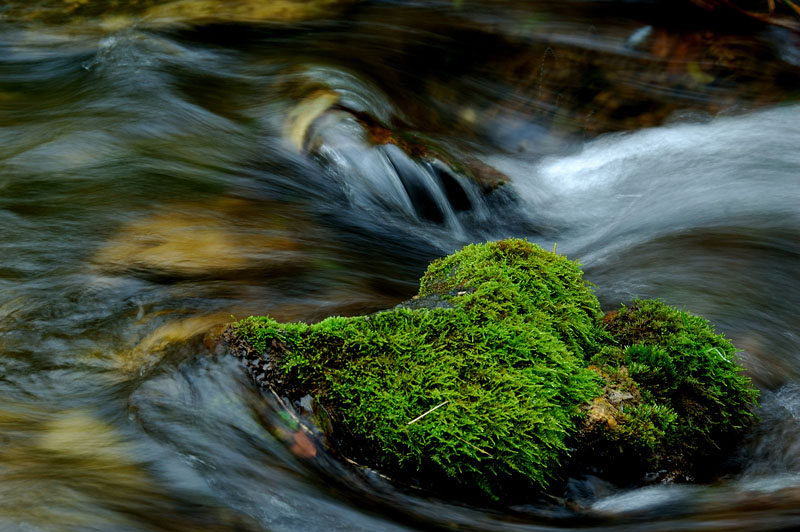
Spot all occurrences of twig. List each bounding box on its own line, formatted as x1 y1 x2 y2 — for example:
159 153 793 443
407 400 449 425
268 386 314 435
708 347 731 363
454 435 493 457
783 0 800 17
343 456 422 488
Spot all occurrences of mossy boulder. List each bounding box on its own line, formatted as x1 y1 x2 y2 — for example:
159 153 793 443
228 239 758 496
576 299 760 482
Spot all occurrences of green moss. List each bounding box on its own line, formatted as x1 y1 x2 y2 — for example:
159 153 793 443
231 239 759 494
419 238 606 356
591 300 759 460
234 239 603 492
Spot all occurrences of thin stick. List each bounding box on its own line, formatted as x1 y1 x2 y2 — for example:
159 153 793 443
783 0 800 16
269 386 314 435
407 400 449 425
708 347 730 363
454 435 493 457
343 456 422 487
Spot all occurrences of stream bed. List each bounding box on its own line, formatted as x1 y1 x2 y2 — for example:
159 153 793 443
1 1 800 531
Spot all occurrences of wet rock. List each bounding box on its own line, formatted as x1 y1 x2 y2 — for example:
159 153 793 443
284 89 340 152
93 197 311 280
143 0 358 26
2 0 358 27
0 406 260 531
427 161 472 210
383 143 446 223
331 107 510 193
118 313 230 374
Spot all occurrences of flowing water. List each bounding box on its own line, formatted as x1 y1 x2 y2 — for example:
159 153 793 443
1 1 800 530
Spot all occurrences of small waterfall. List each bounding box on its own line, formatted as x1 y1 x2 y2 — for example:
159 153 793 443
288 90 493 240
381 143 464 228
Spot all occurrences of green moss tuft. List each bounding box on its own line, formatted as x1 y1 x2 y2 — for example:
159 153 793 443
419 238 606 356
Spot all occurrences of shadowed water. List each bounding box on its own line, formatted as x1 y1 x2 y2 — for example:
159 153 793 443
1 1 800 531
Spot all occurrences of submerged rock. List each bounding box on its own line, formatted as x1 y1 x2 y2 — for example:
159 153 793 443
0 405 260 531
3 0 358 27
144 0 355 24
118 313 230 375
226 239 758 498
93 197 312 280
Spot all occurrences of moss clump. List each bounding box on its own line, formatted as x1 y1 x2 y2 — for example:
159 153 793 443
230 239 758 495
580 300 760 479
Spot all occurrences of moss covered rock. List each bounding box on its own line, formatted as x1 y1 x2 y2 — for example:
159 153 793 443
228 239 758 495
576 299 760 481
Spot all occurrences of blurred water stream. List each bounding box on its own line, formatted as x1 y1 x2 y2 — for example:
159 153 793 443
1 1 799 530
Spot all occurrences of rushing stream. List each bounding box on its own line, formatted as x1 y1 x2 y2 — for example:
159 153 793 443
1 1 800 530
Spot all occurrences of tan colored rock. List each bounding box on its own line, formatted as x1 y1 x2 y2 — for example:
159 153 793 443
143 0 356 25
2 0 357 28
587 397 620 429
0 405 253 530
94 197 308 279
38 410 138 464
581 365 641 433
118 313 230 374
284 89 340 152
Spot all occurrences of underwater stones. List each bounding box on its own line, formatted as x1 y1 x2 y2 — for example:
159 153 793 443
93 197 310 280
143 0 357 26
118 313 230 375
2 0 357 27
228 239 759 497
0 405 259 531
